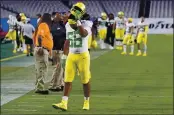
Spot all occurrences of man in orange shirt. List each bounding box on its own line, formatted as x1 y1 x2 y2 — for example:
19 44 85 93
33 13 53 94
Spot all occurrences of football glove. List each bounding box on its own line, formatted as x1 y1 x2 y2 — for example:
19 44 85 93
68 14 77 24
91 40 98 49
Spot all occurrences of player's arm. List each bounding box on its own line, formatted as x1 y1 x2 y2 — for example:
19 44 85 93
63 39 69 56
145 24 149 33
77 20 88 37
21 27 24 35
91 26 95 41
61 39 69 68
135 25 139 39
113 21 116 33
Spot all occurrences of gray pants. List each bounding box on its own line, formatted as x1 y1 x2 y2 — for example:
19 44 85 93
49 50 64 89
34 47 49 91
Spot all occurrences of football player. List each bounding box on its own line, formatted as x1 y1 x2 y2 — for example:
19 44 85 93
52 2 91 111
98 12 108 49
5 15 17 53
121 18 135 55
136 17 148 56
19 13 27 53
113 11 127 50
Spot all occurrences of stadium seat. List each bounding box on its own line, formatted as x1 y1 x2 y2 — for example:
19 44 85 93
101 0 140 18
1 0 69 17
0 0 173 18
0 8 16 18
149 0 173 18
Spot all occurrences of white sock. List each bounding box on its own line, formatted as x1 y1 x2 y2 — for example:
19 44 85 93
138 50 141 53
120 40 123 46
116 39 119 46
99 39 103 49
84 97 90 101
144 44 147 53
22 43 26 51
130 45 134 53
62 96 68 101
103 42 106 49
13 40 17 50
123 45 127 53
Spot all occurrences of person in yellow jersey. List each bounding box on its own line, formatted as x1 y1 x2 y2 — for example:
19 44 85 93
19 13 27 54
52 2 91 111
136 17 148 56
121 18 135 55
5 15 17 53
98 12 107 49
113 11 127 50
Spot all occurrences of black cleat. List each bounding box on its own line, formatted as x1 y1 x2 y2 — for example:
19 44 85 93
49 87 62 92
35 90 49 94
30 53 33 56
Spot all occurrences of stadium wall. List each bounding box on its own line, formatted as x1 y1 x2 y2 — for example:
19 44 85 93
133 18 173 34
1 18 173 34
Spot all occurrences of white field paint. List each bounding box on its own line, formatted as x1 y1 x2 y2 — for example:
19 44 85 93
2 109 37 112
1 50 110 106
30 94 172 98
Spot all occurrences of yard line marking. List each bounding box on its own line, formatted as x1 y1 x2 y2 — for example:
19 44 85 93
31 94 172 98
0 54 25 62
28 97 55 100
2 109 37 112
18 102 42 104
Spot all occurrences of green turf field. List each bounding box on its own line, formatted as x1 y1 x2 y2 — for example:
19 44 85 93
0 43 23 59
1 34 173 114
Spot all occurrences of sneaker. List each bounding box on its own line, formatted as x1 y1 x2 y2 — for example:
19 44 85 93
23 50 27 54
121 52 127 55
83 100 89 110
49 87 62 92
109 45 114 50
52 100 68 111
35 90 49 95
136 52 142 56
13 49 17 53
30 53 33 56
142 53 147 56
129 52 134 55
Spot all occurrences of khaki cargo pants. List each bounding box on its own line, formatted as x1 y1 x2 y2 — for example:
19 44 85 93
34 47 49 91
49 50 64 89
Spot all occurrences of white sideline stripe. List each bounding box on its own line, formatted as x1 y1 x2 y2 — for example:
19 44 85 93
12 105 43 107
28 98 55 100
3 109 37 112
30 94 172 98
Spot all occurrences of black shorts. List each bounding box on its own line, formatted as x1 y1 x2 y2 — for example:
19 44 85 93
24 35 33 44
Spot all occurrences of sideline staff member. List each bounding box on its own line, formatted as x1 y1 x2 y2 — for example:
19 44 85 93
22 19 35 56
49 12 66 91
33 13 53 94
